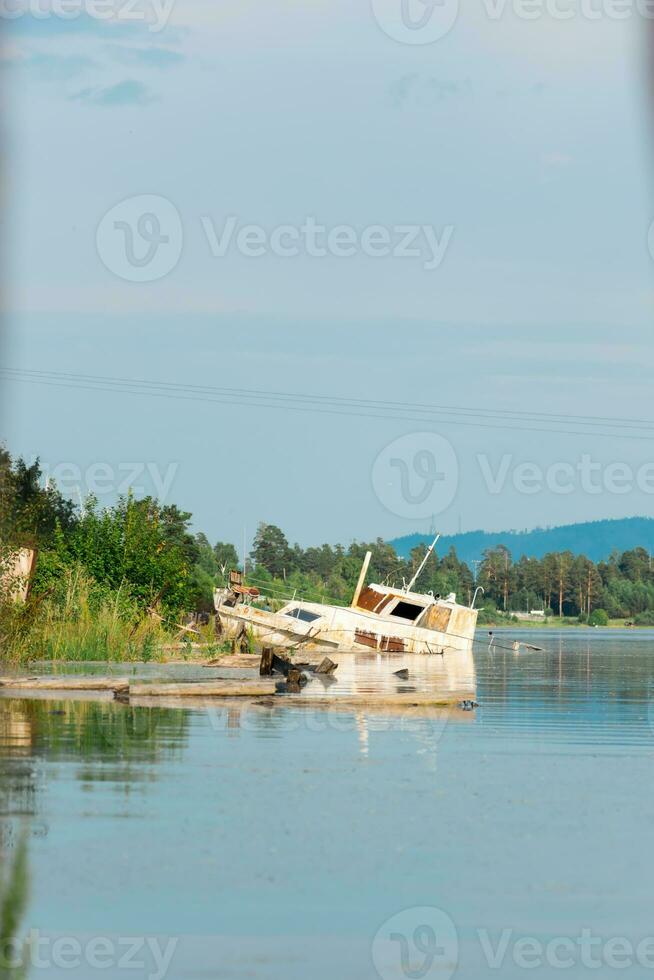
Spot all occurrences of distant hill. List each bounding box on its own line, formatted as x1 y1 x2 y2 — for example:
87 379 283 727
390 518 654 566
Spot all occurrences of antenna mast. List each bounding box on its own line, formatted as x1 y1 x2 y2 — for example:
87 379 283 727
405 533 440 593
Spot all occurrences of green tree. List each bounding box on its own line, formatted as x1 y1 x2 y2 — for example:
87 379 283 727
213 541 240 574
250 523 293 578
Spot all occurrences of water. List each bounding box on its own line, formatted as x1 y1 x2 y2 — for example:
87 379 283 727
1 630 653 979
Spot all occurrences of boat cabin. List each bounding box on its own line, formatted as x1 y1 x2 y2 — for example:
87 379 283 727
352 583 459 628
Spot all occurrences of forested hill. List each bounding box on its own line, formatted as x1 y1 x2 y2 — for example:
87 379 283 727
390 518 654 565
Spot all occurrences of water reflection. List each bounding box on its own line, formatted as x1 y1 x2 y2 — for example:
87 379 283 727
299 648 477 699
0 634 652 980
2 700 189 764
0 700 191 826
0 830 30 978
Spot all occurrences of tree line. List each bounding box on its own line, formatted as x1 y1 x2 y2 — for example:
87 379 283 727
2 450 654 628
247 524 654 624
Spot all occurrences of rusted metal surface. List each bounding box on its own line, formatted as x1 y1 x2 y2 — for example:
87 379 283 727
379 635 405 653
355 587 393 614
232 584 260 597
354 629 378 649
424 604 452 632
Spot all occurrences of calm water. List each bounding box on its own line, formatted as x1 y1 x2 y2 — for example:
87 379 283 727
1 630 653 979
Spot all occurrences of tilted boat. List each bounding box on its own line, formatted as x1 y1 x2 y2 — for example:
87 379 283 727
214 536 480 656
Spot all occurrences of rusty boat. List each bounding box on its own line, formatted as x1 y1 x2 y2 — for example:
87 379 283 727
214 537 480 656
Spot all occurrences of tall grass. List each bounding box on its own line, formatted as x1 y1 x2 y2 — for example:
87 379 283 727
0 567 172 665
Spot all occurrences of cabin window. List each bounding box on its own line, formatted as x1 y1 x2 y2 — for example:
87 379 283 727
285 607 320 623
388 600 424 622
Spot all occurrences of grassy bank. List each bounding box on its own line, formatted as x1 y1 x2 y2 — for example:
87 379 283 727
0 568 226 666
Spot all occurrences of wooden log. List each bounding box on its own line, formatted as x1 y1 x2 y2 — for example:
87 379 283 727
279 668 308 694
203 654 260 668
315 657 337 675
0 676 129 693
127 680 277 698
273 652 297 677
279 691 475 708
259 647 274 676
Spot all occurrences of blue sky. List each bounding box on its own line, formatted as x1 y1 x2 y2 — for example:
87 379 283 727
2 0 654 549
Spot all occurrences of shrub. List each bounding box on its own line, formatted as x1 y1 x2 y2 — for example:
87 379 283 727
589 608 609 626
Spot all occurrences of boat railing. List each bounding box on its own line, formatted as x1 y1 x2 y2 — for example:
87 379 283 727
232 575 350 611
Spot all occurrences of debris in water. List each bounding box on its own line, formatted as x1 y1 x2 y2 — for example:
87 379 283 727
393 668 410 680
458 699 479 711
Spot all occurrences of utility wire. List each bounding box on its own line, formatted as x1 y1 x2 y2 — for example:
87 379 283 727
2 366 653 441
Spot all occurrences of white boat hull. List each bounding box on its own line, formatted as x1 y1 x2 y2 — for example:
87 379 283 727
215 593 477 656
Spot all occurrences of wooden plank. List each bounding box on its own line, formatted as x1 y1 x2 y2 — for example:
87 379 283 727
128 681 277 698
278 692 475 708
203 655 260 668
0 676 129 692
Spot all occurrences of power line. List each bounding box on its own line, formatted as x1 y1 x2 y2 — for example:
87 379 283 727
3 366 654 429
2 366 653 441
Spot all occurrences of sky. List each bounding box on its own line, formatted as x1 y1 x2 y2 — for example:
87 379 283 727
1 0 654 552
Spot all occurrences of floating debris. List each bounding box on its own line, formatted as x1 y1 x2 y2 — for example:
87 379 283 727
0 676 129 694
458 699 479 711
